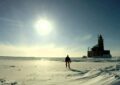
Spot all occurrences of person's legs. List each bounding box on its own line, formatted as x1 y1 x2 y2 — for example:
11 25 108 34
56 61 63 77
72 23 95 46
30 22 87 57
68 62 70 69
66 62 67 68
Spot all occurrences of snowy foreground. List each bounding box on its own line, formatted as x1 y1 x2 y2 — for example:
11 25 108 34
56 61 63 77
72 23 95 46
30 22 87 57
0 57 120 85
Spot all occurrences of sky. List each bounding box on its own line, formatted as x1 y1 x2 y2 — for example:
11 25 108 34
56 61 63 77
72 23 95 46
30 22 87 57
0 0 120 57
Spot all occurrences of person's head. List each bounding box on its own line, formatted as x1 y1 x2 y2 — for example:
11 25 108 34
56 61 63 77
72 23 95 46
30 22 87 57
67 54 69 57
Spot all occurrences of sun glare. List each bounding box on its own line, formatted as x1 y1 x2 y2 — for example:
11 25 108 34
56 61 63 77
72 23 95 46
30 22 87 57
35 19 53 36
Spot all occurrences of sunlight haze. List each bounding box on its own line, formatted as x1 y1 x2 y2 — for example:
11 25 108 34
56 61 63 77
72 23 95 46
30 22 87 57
0 0 120 57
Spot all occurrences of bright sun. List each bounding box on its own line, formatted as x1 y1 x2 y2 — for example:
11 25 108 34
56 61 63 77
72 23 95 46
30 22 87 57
35 19 53 36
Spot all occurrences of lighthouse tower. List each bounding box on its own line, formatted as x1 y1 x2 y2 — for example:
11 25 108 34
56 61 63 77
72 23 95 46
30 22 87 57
98 34 104 51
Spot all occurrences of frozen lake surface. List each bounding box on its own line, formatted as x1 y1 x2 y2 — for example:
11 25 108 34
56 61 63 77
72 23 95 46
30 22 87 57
0 57 120 85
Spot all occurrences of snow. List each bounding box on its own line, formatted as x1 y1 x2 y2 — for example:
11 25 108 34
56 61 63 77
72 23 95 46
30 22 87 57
0 57 120 85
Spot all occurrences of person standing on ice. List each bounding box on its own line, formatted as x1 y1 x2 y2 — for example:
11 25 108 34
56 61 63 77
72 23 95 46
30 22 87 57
65 54 71 69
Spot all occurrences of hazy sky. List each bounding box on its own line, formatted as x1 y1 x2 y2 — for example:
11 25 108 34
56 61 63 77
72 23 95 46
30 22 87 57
0 0 120 57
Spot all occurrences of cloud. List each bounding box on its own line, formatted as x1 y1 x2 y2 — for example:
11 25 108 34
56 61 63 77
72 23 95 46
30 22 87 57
0 17 20 24
0 43 87 57
82 34 92 41
0 17 24 28
111 50 120 57
0 43 66 57
74 34 93 43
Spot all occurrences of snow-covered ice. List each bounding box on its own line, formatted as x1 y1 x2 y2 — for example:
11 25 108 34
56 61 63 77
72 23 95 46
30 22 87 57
0 57 120 85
